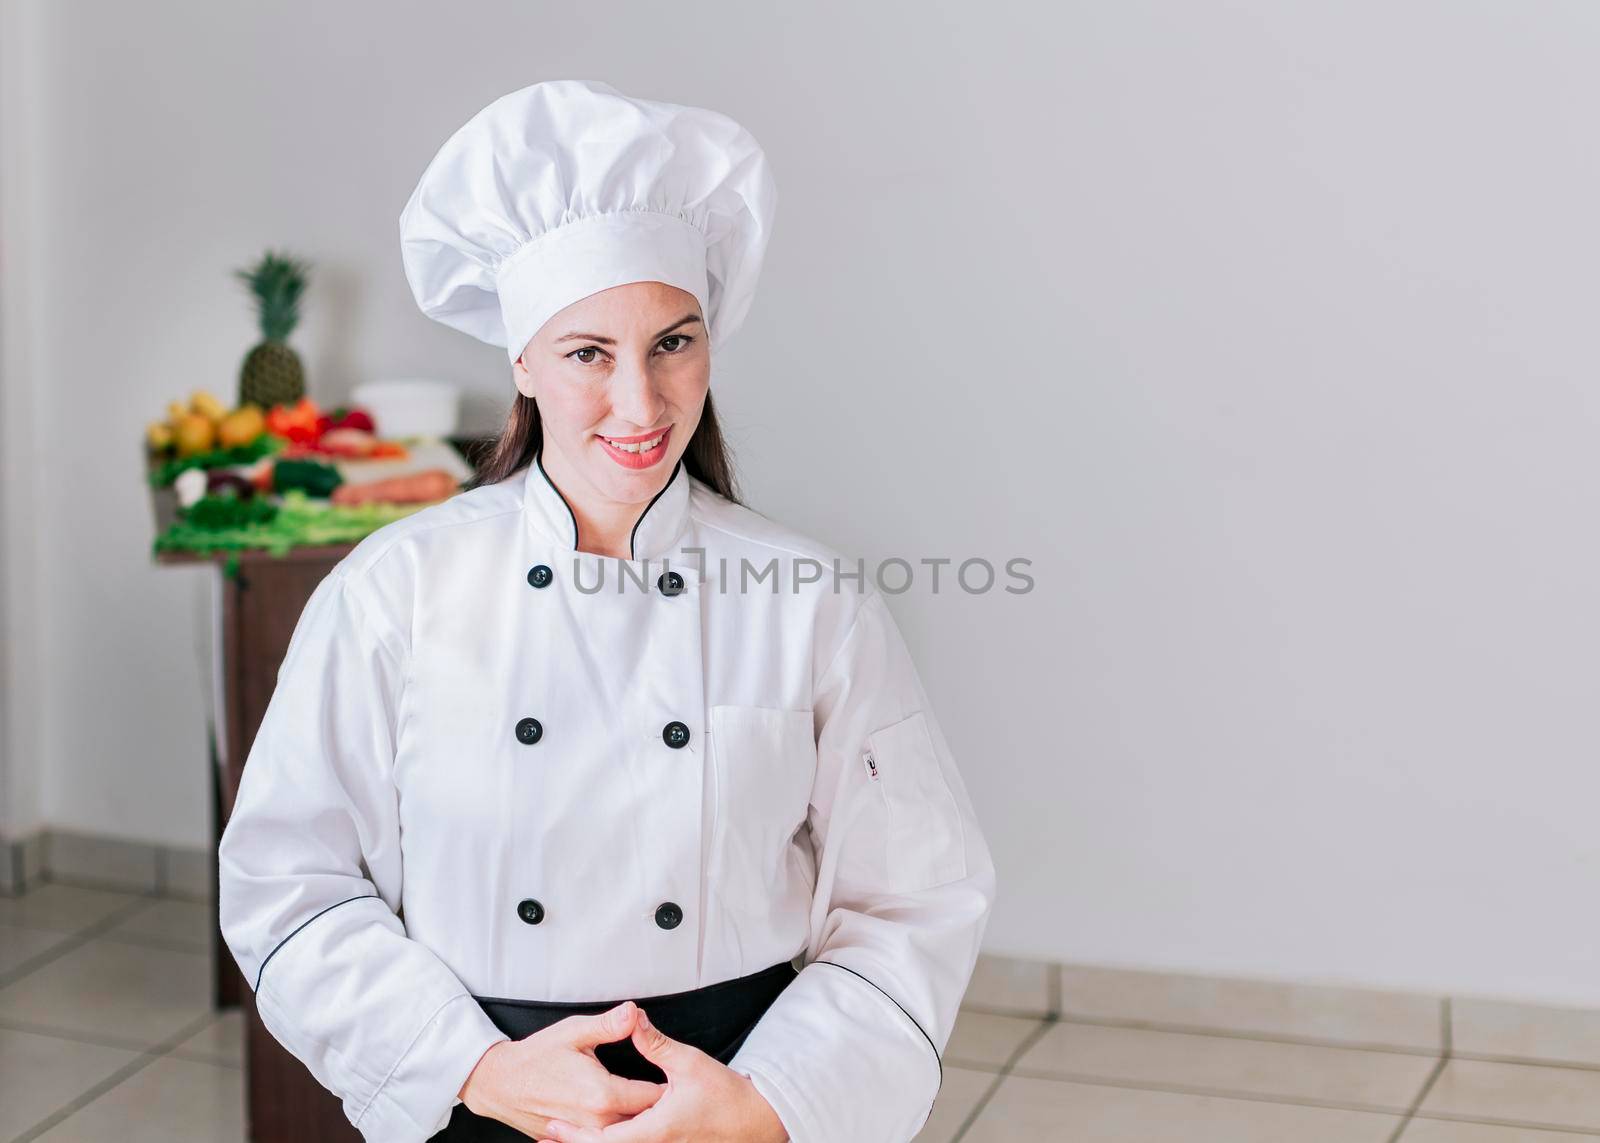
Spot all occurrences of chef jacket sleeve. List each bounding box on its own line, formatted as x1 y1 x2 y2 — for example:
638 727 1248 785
217 567 510 1143
727 589 998 1143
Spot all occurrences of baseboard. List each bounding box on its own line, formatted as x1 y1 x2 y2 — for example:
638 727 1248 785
0 831 46 895
6 827 1598 1071
0 826 211 900
966 951 1600 1070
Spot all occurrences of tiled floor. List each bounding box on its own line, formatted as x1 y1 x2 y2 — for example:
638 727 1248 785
2 883 1597 1141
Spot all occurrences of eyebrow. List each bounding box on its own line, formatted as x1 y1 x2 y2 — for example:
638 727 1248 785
553 314 702 345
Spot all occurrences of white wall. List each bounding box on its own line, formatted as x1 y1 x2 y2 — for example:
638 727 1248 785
0 0 48 841
3 0 1598 1006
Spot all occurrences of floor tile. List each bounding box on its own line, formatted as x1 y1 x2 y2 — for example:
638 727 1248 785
32 1054 244 1142
1013 1020 1437 1112
0 935 212 1047
964 953 1053 1016
947 1010 1046 1069
0 922 74 978
1403 1119 1600 1141
962 1073 1403 1141
1419 1059 1600 1133
1453 996 1600 1068
0 883 147 935
0 1025 143 1139
914 1066 998 1143
105 897 213 951
168 1008 244 1067
1059 963 1444 1052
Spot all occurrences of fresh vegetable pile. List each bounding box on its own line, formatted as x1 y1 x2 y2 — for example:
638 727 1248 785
148 389 460 557
153 490 431 557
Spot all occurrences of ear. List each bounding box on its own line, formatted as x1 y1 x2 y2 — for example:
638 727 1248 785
511 351 537 400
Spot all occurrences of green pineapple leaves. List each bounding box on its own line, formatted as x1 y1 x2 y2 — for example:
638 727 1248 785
235 250 311 343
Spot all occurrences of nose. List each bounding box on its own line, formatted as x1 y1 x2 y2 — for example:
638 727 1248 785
608 349 668 429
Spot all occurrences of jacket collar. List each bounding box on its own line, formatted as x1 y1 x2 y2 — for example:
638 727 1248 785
522 446 691 561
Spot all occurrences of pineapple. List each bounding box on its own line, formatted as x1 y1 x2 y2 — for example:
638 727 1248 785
236 250 310 410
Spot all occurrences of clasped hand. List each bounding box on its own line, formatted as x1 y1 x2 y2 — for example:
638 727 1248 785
458 1000 787 1142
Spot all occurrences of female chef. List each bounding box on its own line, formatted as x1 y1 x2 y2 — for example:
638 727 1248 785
218 78 996 1143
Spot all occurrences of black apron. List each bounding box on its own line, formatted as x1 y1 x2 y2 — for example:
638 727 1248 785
429 960 799 1141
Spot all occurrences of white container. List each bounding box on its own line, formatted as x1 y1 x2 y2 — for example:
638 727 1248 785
351 378 461 440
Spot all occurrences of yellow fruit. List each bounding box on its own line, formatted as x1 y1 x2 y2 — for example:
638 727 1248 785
218 405 266 449
191 391 227 422
174 413 217 457
146 421 174 451
167 400 189 424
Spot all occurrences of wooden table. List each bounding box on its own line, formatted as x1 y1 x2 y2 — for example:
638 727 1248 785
153 436 492 1142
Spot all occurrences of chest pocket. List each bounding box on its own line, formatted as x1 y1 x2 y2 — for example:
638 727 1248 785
863 711 970 893
708 705 817 905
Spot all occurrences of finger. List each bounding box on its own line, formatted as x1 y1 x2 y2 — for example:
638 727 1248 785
601 1074 667 1116
628 1007 693 1073
563 1000 639 1048
548 1101 669 1143
542 1120 605 1143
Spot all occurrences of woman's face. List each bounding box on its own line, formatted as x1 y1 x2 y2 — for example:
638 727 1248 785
513 280 709 509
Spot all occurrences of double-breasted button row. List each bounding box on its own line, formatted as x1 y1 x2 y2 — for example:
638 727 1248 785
527 564 686 597
515 897 683 930
517 718 690 748
516 564 686 930
518 719 690 747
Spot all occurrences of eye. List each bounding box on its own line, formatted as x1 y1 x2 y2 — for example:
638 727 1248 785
657 334 694 353
567 346 605 365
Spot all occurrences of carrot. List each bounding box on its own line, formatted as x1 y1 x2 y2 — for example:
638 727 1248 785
330 468 458 506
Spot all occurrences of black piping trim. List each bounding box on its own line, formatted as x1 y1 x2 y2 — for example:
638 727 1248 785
813 959 943 1098
254 894 380 994
534 448 581 549
628 458 683 560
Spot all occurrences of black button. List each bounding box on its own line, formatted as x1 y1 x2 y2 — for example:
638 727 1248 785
662 720 690 749
657 571 685 597
527 564 553 589
517 898 545 925
515 717 543 745
655 901 683 930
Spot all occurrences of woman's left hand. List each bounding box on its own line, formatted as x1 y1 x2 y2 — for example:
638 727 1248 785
539 1007 787 1143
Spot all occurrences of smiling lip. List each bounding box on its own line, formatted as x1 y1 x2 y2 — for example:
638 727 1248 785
600 428 669 444
597 425 671 469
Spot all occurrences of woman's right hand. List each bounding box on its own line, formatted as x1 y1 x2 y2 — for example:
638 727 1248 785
457 1000 665 1138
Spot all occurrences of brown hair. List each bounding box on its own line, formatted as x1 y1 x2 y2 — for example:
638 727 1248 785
461 390 743 505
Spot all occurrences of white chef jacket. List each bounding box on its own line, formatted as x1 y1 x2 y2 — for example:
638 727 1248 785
217 450 997 1143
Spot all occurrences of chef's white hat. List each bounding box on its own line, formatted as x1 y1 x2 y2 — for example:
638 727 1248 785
398 78 777 365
